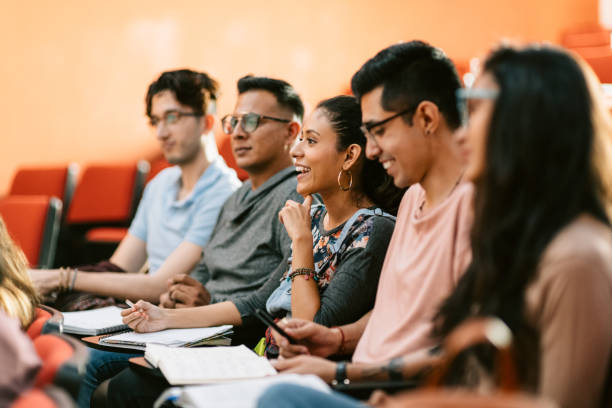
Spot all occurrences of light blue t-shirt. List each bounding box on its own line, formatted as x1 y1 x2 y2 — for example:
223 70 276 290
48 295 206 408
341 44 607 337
128 158 241 275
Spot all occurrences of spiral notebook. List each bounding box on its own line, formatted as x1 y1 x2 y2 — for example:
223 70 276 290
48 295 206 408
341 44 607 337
62 306 128 335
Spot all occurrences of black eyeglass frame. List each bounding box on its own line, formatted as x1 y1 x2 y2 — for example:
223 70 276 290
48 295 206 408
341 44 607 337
221 113 291 135
360 106 417 139
148 110 201 127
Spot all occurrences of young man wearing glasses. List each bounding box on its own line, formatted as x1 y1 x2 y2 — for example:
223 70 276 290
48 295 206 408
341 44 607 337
30 69 241 307
83 75 305 408
258 41 474 405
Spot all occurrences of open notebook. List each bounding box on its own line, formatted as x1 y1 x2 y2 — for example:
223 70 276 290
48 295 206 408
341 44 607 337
154 374 331 408
62 306 128 335
99 325 233 351
145 344 277 385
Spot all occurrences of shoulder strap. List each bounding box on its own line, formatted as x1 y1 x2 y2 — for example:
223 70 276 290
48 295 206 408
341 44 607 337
331 208 395 253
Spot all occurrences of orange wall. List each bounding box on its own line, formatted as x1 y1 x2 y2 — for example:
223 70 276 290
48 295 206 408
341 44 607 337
0 0 598 194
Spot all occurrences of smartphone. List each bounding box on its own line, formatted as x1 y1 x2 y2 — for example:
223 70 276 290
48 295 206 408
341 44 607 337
254 309 297 345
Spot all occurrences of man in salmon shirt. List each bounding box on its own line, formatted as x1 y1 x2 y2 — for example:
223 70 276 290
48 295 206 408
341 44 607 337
265 40 473 392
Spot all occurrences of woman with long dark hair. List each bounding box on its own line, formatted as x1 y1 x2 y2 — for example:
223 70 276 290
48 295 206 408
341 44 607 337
435 45 612 407
257 45 612 408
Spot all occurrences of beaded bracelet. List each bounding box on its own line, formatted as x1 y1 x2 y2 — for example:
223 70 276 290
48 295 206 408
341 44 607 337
69 268 78 291
288 267 318 282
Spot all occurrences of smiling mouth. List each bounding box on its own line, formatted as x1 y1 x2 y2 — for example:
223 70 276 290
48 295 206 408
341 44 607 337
381 159 394 170
295 165 311 175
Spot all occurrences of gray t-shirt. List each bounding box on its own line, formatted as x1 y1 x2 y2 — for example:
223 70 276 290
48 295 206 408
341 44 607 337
191 166 302 309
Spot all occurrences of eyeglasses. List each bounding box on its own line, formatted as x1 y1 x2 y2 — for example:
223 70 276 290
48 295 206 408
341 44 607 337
456 88 499 126
149 110 201 127
221 113 291 135
360 107 416 140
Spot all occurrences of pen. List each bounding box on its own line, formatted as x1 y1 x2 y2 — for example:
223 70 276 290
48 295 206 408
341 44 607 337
126 299 136 309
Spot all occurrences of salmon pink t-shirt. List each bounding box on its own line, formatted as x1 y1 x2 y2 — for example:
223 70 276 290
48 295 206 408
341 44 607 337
353 182 474 363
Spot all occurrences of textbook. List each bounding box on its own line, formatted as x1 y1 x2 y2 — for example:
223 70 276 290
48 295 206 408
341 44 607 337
98 325 233 351
154 374 331 408
62 306 128 335
145 344 277 385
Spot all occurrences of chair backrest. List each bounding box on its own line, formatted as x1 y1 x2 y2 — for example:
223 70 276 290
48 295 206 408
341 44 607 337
9 164 78 215
66 160 149 225
27 308 52 340
27 306 63 340
33 334 88 399
0 195 62 268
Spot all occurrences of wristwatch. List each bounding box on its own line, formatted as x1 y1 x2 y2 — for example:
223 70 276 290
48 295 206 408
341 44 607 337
332 361 350 385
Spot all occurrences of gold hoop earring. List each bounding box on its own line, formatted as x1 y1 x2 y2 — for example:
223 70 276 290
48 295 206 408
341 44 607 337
337 170 353 191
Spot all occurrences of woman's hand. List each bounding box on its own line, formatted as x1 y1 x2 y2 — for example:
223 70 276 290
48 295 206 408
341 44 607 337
279 195 313 244
28 269 60 295
270 354 337 383
121 300 169 332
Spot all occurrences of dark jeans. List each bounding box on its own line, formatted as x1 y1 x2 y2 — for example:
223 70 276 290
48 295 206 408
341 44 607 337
77 348 140 408
107 366 170 408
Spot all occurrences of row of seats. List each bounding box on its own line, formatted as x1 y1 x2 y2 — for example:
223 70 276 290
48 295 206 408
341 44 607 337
0 161 149 268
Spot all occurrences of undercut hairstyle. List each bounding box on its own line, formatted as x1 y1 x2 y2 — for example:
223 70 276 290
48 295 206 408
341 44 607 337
435 45 610 386
351 40 462 130
146 69 219 118
316 95 405 214
237 75 304 121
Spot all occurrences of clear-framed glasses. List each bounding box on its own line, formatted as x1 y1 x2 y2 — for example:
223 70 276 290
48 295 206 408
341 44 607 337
359 106 416 140
456 88 499 126
148 110 201 127
221 113 291 135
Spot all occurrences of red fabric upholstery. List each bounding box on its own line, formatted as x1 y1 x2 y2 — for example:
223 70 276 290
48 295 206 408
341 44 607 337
11 388 57 408
216 132 249 181
9 167 68 198
0 196 53 266
32 335 74 388
66 163 139 223
562 25 610 49
584 54 612 83
26 308 52 340
85 227 128 243
146 155 172 183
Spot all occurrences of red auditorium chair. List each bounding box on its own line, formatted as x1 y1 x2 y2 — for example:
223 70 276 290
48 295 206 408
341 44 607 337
26 306 63 340
32 334 89 400
8 164 78 219
63 161 149 261
0 195 62 268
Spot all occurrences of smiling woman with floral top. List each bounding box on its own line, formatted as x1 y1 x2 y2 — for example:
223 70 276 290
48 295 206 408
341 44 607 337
261 95 404 356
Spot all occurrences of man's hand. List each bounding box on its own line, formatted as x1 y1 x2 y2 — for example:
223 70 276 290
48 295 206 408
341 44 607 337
271 355 337 383
121 300 169 332
162 274 210 309
272 318 342 358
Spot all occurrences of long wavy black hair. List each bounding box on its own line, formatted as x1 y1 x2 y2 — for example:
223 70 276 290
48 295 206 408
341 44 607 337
435 46 611 384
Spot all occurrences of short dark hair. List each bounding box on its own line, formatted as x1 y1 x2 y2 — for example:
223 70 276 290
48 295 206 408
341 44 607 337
237 75 304 121
351 41 462 129
316 95 405 214
146 69 219 117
